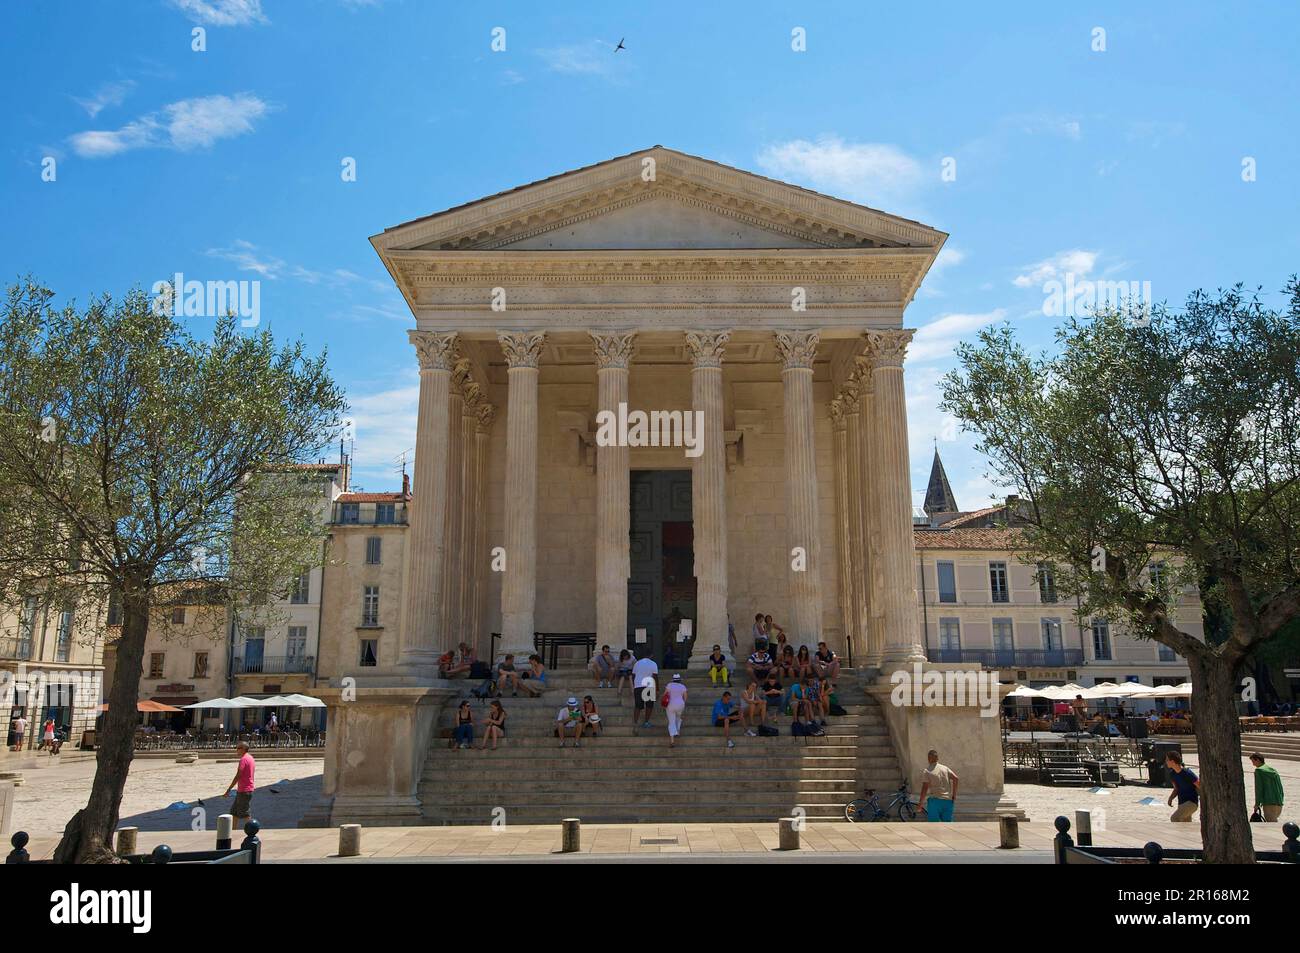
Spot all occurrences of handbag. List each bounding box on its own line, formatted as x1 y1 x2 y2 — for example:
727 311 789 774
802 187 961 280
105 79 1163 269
1250 807 1263 823
661 691 671 708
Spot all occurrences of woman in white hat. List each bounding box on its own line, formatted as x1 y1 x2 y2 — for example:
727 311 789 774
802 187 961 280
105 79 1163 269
663 674 689 747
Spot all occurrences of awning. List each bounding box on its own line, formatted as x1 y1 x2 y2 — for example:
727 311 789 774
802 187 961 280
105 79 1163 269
151 696 199 706
99 700 184 713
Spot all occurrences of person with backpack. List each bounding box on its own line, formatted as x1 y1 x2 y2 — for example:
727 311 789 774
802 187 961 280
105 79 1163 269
663 673 689 748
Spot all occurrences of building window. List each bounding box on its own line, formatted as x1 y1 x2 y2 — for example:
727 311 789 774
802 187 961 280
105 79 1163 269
291 571 310 604
56 608 73 662
938 618 961 652
1037 562 1057 603
19 596 38 641
992 619 1015 652
1091 619 1112 660
193 651 209 678
1149 560 1167 589
376 503 396 525
340 503 360 524
362 586 380 627
1041 618 1063 651
1157 643 1177 662
359 639 378 667
171 606 186 625
287 626 307 659
936 562 957 603
149 653 165 679
365 536 382 565
989 562 1009 603
243 627 265 671
107 592 122 626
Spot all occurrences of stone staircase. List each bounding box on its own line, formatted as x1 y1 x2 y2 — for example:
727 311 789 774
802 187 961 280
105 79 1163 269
1176 732 1300 764
417 667 903 825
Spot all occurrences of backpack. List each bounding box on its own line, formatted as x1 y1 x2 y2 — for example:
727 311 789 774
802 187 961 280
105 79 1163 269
469 660 491 679
829 703 847 717
807 722 826 737
757 724 779 737
791 721 808 737
470 678 496 700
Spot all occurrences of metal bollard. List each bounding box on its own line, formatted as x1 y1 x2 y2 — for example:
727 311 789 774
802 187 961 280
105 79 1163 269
338 823 362 858
998 815 1020 849
115 826 139 856
240 819 262 864
1075 809 1093 847
215 814 233 851
778 817 800 850
561 818 581 853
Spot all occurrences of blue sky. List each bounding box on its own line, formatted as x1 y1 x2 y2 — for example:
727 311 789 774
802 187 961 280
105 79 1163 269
4 1 1298 504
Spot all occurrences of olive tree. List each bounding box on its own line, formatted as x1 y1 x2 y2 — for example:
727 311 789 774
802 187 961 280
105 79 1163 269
0 279 346 862
941 281 1300 863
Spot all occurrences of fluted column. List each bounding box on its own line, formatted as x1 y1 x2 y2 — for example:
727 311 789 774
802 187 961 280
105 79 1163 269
853 363 884 666
456 380 482 645
841 376 866 662
591 331 636 653
829 398 853 660
470 401 496 660
863 329 925 666
399 331 458 665
686 330 730 662
439 360 469 643
497 331 546 659
774 330 823 644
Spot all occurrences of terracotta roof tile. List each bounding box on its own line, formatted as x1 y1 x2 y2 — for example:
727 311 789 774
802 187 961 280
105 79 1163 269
913 526 1025 551
336 492 409 503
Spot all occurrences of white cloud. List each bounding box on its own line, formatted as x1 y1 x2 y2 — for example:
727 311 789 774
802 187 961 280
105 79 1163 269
538 41 624 77
908 308 1007 364
348 372 420 490
1012 249 1098 288
169 0 267 26
69 93 270 158
74 80 136 118
1007 113 1082 141
755 136 924 208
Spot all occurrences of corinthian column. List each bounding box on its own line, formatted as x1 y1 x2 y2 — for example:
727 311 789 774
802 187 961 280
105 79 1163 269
399 331 458 665
591 331 636 654
439 359 470 643
852 363 884 666
842 374 866 663
863 329 925 666
456 380 482 646
686 330 730 663
497 331 546 659
829 398 853 660
470 401 496 660
774 330 823 645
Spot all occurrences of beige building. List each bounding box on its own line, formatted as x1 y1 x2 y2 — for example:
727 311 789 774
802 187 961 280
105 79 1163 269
313 146 1022 825
2 596 105 752
101 583 230 732
914 453 1198 688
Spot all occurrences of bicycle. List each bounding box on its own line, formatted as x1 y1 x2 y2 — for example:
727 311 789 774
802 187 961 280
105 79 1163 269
844 781 921 822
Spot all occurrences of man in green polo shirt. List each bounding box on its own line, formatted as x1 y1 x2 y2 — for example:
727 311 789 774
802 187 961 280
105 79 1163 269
1250 752 1285 822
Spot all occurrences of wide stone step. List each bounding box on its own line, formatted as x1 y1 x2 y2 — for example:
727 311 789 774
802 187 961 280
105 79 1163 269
423 803 878 824
423 760 892 779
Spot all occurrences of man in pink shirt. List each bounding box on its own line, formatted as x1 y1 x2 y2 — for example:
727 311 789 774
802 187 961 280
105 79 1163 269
224 741 256 827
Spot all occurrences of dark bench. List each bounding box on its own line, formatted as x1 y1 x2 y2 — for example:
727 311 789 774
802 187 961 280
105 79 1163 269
534 632 597 670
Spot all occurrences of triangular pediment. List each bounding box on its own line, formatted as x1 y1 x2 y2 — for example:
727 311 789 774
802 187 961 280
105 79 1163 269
373 146 946 254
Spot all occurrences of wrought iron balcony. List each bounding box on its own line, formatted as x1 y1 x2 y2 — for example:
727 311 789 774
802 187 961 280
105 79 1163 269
925 648 1084 668
231 655 315 675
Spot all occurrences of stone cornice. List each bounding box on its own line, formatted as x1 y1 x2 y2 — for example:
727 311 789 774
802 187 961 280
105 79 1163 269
589 331 637 369
684 330 730 368
409 331 459 371
775 330 820 370
497 331 547 369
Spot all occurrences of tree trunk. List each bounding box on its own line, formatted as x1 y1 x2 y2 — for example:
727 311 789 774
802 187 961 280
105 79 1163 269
52 584 150 864
1186 653 1256 863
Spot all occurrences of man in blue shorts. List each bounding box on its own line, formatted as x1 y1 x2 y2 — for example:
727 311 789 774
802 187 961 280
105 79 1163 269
918 748 959 822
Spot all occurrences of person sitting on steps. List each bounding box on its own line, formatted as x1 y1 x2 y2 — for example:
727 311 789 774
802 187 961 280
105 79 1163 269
556 696 584 748
707 644 730 686
478 700 507 750
580 695 602 737
614 649 635 698
712 691 744 748
741 680 765 735
519 654 547 697
590 644 617 688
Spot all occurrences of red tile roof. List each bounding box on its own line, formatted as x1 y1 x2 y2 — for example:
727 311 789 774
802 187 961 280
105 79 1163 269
913 526 1026 551
336 492 409 503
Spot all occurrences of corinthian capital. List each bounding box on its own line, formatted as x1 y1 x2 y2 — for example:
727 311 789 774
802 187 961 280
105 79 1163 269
829 397 846 429
409 331 459 371
861 328 916 368
475 401 497 433
462 380 483 414
451 358 473 393
685 330 731 368
774 330 820 370
497 331 547 369
589 331 637 370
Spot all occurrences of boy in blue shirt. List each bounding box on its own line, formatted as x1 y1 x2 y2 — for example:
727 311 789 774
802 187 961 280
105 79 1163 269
712 691 743 748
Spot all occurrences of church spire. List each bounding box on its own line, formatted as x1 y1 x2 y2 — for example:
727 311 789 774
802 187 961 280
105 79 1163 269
923 446 959 518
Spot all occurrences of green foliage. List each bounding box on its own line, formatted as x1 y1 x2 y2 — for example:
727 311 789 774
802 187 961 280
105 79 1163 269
941 281 1300 664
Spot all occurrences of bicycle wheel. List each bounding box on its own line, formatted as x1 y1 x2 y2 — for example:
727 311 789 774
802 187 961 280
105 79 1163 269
844 799 870 823
897 800 917 821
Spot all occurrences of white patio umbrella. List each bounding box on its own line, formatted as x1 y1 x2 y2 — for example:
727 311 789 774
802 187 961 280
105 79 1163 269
254 695 295 707
184 697 240 709
1086 682 1152 698
279 693 326 708
1005 684 1047 699
227 695 268 707
1037 683 1089 700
